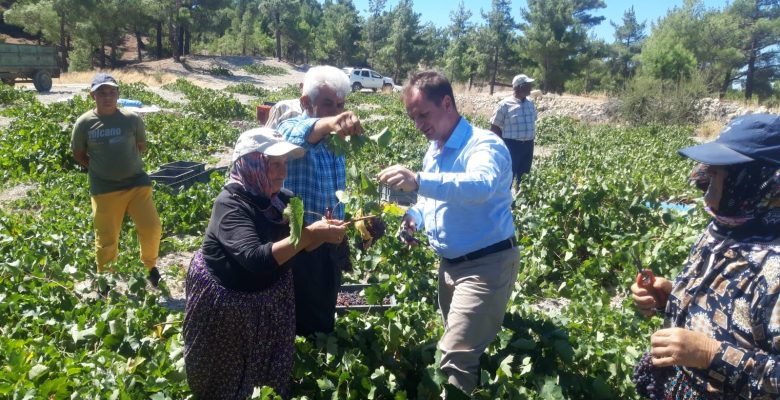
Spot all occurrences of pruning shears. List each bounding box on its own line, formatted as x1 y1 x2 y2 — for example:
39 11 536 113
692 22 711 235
634 255 668 311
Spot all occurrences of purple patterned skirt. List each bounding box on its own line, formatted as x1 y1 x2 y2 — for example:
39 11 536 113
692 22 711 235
183 250 295 399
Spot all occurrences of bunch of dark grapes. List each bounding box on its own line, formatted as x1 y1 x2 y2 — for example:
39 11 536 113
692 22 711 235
336 291 367 306
632 352 673 399
365 217 386 240
358 216 386 250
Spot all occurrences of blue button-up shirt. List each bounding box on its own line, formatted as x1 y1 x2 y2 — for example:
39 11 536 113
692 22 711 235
278 115 346 225
406 117 516 259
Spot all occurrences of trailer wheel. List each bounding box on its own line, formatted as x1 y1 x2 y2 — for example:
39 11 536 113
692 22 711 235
33 70 52 92
1 78 14 87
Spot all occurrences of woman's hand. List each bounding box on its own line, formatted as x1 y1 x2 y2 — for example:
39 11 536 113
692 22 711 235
631 276 672 317
303 218 347 251
650 328 721 369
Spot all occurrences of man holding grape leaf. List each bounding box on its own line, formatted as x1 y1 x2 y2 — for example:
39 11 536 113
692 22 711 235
378 71 519 397
276 65 364 336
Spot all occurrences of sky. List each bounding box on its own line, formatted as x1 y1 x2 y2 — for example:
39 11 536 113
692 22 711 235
350 0 732 43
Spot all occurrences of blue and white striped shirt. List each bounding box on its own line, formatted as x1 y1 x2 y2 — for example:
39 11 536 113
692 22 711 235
406 117 516 259
278 115 346 225
490 96 536 141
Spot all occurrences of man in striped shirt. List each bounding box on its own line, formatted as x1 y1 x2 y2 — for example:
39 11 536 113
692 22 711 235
277 65 364 336
490 74 537 189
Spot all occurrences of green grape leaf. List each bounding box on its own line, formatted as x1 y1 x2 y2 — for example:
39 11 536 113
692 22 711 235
325 128 389 157
369 127 391 147
284 197 305 247
382 202 407 217
335 190 348 204
325 133 351 157
350 134 369 152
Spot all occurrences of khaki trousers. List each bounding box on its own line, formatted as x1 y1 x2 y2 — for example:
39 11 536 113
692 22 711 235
438 246 520 395
90 185 161 271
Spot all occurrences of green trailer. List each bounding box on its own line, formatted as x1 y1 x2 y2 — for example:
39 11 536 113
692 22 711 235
0 43 60 92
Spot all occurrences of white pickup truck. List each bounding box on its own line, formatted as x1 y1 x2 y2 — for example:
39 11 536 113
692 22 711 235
343 68 396 92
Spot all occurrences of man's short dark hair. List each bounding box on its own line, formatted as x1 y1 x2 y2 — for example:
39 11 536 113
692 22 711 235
403 71 457 111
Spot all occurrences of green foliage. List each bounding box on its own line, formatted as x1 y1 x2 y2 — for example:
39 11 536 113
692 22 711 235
325 127 391 157
118 82 174 108
616 74 708 125
67 39 94 72
0 85 38 107
225 83 271 98
207 65 233 76
162 78 252 120
609 7 646 87
3 1 60 45
535 116 581 146
0 95 93 183
640 38 697 81
313 0 363 67
243 63 287 76
284 197 304 247
265 84 303 103
443 2 476 83
521 0 606 93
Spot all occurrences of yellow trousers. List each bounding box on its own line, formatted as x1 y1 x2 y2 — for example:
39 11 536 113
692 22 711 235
91 185 161 271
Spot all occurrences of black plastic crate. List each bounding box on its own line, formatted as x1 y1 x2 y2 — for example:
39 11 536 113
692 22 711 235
336 284 396 314
160 160 205 174
153 167 227 192
149 168 197 185
191 167 228 184
379 183 417 206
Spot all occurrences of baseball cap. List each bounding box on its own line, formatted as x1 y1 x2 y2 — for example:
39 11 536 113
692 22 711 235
90 73 119 92
231 127 305 163
512 74 534 88
678 113 780 166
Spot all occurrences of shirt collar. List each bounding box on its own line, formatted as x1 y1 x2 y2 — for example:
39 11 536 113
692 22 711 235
441 116 470 151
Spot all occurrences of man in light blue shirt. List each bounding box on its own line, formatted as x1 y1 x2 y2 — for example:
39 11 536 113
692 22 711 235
378 71 519 396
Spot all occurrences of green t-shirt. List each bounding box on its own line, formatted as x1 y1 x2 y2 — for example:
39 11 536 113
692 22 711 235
70 108 151 195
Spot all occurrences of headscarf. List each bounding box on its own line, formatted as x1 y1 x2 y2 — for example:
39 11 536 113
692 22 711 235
227 152 286 219
689 162 780 241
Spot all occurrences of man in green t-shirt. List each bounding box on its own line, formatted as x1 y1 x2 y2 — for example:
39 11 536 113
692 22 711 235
71 73 162 287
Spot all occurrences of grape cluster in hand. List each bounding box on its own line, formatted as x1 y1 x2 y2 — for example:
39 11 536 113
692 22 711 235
632 352 673 399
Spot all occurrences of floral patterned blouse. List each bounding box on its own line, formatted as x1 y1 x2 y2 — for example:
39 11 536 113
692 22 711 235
664 223 780 399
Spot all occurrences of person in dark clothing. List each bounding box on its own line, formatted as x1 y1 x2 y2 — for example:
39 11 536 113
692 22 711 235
183 128 347 399
631 114 780 399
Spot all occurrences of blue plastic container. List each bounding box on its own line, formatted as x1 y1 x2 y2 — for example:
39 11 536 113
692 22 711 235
118 98 143 107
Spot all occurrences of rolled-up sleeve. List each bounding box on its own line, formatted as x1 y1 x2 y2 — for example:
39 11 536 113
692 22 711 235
279 117 317 148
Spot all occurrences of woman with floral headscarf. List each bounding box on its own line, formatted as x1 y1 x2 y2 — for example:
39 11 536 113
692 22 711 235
631 114 780 399
183 128 347 399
